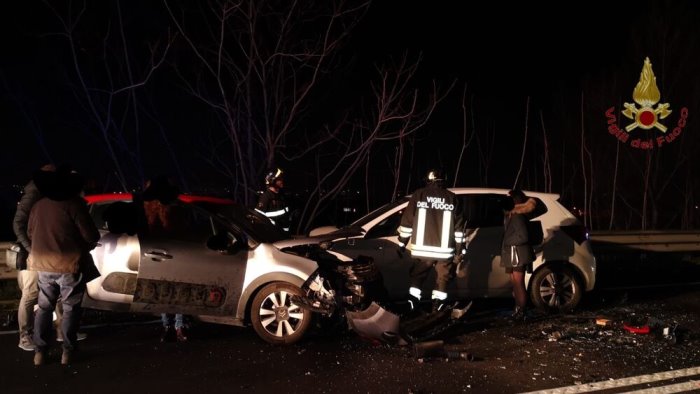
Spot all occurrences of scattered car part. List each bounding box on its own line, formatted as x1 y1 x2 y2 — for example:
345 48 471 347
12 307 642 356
622 323 650 334
346 302 400 343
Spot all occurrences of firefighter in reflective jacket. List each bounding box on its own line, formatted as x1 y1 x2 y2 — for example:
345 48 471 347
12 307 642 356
255 168 290 233
397 169 465 311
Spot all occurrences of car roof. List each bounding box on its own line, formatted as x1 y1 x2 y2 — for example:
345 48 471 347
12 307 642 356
84 193 235 205
84 193 289 243
349 187 566 231
447 188 561 201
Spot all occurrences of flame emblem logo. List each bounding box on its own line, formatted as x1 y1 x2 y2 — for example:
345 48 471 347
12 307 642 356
622 57 671 132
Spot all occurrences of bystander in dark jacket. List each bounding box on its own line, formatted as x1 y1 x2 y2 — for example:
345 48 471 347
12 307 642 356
12 164 59 352
28 168 100 365
500 189 536 321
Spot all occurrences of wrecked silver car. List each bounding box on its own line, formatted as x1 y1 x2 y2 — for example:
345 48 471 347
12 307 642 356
83 193 317 344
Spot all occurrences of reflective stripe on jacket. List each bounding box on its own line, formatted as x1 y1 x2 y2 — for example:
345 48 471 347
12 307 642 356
256 189 290 231
398 184 464 261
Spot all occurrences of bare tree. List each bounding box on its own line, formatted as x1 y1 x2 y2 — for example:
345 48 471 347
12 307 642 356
539 111 552 193
164 0 373 205
513 96 530 189
45 1 174 190
296 58 452 232
453 83 476 187
164 1 453 231
578 91 589 227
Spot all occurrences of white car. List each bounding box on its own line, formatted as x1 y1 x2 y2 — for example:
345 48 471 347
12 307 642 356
83 193 317 344
307 188 596 311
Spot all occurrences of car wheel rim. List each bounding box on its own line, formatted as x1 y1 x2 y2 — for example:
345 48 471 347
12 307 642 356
259 290 305 338
539 272 575 308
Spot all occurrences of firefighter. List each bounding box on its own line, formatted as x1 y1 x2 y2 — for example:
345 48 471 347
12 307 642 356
255 168 291 233
397 169 466 312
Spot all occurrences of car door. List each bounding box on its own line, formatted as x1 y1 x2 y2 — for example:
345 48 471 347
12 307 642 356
87 200 142 308
453 193 511 297
131 202 247 316
331 209 415 299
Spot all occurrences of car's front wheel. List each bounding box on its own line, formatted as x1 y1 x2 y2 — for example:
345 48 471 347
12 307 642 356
529 265 582 312
250 282 311 345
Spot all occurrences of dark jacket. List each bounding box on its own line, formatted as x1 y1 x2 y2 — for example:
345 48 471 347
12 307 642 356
27 171 100 274
255 188 290 232
398 183 465 261
12 180 42 251
28 196 100 274
501 198 536 268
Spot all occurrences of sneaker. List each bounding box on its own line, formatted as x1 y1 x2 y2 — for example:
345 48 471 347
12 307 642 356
175 327 188 342
57 332 87 342
18 335 36 352
33 352 44 366
61 350 72 365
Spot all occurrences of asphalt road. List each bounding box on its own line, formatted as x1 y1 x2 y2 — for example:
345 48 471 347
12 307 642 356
1 285 700 394
3 240 700 393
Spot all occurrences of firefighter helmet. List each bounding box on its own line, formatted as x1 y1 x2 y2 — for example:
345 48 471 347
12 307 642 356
425 169 444 183
265 168 284 185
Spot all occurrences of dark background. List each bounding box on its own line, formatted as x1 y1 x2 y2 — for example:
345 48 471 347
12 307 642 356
1 0 699 235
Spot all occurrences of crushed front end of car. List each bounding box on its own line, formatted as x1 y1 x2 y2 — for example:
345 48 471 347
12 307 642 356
280 242 399 340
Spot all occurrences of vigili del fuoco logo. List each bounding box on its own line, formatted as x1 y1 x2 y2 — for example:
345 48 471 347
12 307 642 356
605 57 689 150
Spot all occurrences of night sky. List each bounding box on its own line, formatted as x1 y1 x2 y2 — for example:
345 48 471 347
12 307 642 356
2 0 699 231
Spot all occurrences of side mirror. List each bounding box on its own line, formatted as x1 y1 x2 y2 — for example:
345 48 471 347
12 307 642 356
207 232 246 254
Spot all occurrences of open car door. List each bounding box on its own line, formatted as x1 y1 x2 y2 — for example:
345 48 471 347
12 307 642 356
131 202 248 317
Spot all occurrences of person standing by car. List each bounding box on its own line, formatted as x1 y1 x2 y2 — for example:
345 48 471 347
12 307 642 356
140 175 189 343
500 189 536 321
29 168 100 365
13 164 55 352
255 168 291 233
397 169 465 312
12 164 86 351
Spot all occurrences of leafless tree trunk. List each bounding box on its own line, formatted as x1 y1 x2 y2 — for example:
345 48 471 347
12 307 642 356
404 137 416 197
608 139 621 230
390 128 406 200
641 151 653 230
539 111 552 193
453 84 475 187
513 96 530 189
579 91 589 227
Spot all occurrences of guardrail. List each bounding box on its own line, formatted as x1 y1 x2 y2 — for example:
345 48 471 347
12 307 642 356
590 231 700 252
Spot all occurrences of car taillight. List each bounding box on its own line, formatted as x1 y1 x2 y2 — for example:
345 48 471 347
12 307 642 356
560 224 590 244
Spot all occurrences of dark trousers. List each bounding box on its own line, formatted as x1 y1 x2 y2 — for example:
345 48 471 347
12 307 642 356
409 259 454 293
33 272 85 352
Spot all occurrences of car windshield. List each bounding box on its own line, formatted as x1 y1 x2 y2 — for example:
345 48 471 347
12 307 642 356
350 197 408 228
191 201 289 244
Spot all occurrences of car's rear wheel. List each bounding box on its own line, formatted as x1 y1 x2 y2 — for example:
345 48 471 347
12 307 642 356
529 265 582 312
250 282 311 345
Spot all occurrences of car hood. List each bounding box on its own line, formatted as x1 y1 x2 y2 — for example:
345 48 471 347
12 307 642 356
274 225 364 249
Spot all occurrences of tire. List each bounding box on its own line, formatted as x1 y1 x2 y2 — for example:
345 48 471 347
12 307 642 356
529 265 582 312
250 282 312 345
